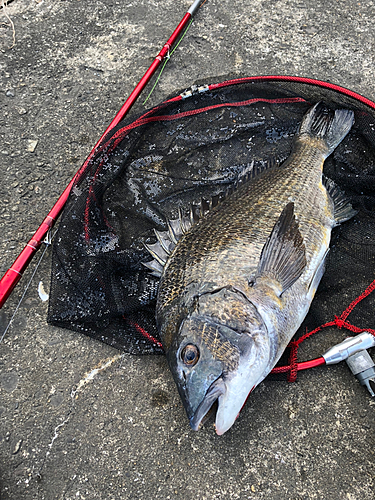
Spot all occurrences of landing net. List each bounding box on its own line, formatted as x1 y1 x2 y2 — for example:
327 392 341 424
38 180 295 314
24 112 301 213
47 77 375 368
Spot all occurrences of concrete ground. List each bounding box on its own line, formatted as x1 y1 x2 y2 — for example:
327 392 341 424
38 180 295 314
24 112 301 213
0 0 374 498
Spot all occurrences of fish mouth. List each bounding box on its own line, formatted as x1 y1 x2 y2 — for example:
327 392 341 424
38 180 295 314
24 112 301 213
190 377 226 432
189 367 264 435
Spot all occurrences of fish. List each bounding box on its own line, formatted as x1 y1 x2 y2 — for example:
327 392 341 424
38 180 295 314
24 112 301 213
144 102 356 435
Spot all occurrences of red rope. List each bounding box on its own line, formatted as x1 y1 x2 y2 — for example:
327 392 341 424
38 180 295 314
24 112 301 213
271 278 375 381
286 341 299 382
210 76 375 110
272 357 325 374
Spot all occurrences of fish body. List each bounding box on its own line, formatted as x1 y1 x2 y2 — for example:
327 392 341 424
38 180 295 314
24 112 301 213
145 103 355 434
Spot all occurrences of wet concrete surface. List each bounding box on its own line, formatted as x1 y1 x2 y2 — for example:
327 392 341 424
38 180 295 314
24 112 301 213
0 0 374 498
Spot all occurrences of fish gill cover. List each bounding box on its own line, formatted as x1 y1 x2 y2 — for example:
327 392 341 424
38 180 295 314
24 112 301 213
47 78 375 361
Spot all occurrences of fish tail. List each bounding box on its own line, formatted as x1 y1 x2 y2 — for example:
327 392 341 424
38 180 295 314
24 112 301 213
299 102 354 157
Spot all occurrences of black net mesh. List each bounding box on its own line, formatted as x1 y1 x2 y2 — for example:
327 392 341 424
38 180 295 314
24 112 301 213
47 77 375 358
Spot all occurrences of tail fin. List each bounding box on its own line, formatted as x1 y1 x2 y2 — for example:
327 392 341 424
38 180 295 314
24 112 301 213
299 102 354 158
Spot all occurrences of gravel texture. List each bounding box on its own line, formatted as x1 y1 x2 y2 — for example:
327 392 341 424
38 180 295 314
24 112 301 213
0 0 374 499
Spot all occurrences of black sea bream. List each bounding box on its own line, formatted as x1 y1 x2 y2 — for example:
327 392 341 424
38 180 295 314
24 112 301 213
144 102 355 435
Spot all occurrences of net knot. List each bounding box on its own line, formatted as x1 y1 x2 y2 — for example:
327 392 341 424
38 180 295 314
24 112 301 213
334 316 346 329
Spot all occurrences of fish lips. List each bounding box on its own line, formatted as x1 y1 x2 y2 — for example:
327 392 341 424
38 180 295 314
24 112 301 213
189 367 263 436
190 376 226 431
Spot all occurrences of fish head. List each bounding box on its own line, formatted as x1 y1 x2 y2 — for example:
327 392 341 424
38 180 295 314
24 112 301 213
165 287 271 435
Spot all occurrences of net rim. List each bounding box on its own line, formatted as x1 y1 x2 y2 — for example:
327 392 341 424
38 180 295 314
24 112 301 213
209 75 375 110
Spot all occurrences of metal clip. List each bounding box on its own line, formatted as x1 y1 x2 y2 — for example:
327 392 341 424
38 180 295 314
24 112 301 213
322 332 375 365
346 349 375 397
322 332 375 397
180 89 193 99
197 84 209 94
180 84 210 99
44 230 52 246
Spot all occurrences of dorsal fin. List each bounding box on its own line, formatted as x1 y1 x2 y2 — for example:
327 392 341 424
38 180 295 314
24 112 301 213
143 208 197 278
224 158 282 198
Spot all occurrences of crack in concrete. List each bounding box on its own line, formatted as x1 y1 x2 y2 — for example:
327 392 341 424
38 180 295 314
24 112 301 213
71 353 124 398
36 353 124 498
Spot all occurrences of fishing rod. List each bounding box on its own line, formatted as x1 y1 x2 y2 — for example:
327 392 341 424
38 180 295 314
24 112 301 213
0 0 205 309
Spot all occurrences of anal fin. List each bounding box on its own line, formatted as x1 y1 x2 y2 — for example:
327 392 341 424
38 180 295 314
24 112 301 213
323 176 357 225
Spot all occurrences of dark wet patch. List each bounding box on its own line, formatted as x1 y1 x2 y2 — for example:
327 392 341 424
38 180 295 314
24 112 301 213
0 372 19 393
49 392 64 408
151 389 169 407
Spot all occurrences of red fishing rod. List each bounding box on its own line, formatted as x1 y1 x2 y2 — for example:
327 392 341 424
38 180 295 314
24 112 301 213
0 0 205 308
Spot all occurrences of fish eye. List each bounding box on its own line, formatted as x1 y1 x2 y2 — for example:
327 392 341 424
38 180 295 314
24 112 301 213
181 344 200 366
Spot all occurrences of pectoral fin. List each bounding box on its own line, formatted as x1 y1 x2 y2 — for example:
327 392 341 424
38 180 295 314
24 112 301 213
254 202 307 295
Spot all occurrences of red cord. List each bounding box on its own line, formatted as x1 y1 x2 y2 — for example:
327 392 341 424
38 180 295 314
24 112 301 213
125 317 163 349
271 357 325 374
271 278 375 380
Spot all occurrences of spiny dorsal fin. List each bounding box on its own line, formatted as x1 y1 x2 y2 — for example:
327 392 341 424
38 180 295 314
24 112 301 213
143 241 169 266
323 175 357 225
154 228 174 253
200 198 210 217
254 202 307 295
142 259 164 277
143 208 197 278
144 190 228 278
